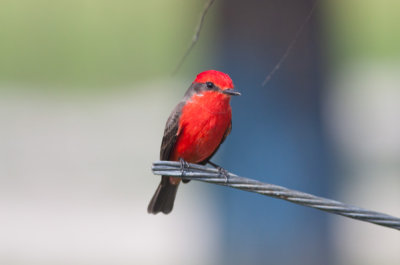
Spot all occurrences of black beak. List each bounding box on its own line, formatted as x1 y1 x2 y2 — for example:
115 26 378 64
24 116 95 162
222 89 241 96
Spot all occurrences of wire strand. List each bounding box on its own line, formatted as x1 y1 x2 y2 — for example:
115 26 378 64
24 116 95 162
172 0 216 75
152 161 400 231
261 0 318 86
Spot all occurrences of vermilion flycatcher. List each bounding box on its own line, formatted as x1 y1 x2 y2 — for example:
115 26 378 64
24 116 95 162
148 70 240 214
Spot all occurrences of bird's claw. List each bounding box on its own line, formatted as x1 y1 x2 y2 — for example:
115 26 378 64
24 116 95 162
217 167 230 184
179 158 190 180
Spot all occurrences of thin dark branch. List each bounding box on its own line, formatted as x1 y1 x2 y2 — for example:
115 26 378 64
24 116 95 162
152 160 400 231
172 0 216 75
262 0 318 86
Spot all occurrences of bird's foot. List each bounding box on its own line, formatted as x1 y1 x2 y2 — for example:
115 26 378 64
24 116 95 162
218 167 230 184
208 161 230 184
179 158 190 181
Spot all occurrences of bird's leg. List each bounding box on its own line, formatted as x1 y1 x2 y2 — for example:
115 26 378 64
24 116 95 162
179 158 190 181
208 161 230 183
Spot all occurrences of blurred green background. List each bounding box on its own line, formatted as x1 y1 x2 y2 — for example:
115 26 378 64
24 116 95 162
1 0 399 88
0 0 216 90
326 0 400 63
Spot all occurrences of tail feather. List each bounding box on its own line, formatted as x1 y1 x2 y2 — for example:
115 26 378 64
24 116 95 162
147 176 178 214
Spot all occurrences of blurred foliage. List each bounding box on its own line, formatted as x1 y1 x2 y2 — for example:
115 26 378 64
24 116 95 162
0 0 213 91
2 0 398 92
325 0 400 64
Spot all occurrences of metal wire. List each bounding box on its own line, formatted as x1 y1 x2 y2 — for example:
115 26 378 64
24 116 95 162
152 161 400 231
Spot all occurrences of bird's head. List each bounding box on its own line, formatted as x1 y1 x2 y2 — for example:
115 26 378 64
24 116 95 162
193 70 241 96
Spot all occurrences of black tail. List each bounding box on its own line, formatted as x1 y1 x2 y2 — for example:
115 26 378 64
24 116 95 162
147 176 178 214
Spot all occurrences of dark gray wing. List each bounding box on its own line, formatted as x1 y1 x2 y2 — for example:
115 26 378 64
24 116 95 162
160 101 185 160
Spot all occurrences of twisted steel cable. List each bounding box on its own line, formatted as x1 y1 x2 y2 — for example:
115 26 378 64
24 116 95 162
152 161 400 231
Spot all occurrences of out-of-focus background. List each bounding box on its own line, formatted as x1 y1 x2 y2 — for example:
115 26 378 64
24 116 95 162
0 0 399 264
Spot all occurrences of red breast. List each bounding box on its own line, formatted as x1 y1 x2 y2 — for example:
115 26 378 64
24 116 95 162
170 90 232 162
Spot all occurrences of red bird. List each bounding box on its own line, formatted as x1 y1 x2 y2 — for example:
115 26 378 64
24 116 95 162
148 70 240 214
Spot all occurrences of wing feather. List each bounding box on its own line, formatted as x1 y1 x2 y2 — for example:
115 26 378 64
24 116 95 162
160 102 185 160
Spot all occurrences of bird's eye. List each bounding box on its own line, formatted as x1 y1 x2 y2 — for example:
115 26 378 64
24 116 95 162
206 82 214 88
